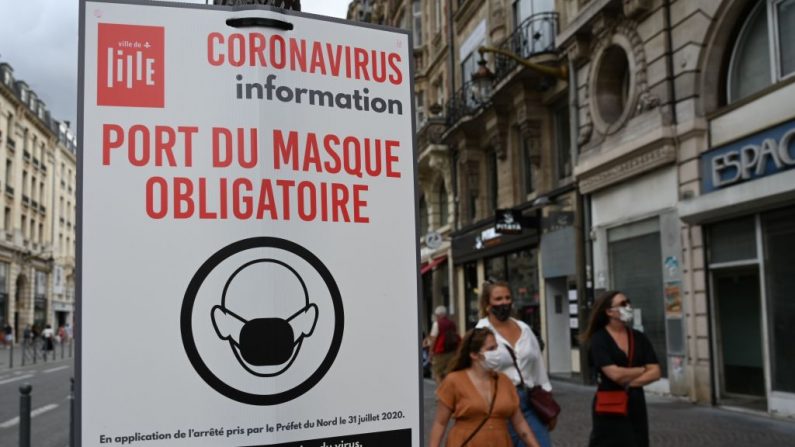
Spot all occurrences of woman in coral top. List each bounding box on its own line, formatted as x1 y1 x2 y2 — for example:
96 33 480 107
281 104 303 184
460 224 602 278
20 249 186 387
429 328 541 447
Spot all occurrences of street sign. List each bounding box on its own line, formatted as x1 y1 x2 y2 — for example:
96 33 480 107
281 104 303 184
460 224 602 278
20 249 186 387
78 1 420 446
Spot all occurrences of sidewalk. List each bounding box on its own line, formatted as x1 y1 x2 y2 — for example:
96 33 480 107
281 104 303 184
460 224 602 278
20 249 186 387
422 379 795 446
0 342 74 370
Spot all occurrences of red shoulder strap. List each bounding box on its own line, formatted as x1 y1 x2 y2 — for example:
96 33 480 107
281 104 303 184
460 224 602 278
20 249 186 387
627 327 635 367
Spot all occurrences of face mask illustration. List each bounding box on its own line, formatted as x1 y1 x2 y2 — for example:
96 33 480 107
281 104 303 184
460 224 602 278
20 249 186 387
211 259 319 377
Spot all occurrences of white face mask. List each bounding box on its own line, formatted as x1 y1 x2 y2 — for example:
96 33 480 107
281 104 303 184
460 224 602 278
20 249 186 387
618 306 634 325
482 350 501 371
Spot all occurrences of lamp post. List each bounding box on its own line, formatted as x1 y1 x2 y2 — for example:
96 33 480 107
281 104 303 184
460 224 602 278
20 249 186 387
476 46 568 81
470 57 495 103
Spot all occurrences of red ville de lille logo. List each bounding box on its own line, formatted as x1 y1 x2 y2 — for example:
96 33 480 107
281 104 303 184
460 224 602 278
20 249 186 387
97 23 164 108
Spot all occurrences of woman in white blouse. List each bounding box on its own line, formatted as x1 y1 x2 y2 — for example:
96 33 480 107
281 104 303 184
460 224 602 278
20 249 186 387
476 280 555 447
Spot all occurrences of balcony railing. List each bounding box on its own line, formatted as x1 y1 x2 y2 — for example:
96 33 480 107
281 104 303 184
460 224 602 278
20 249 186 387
23 150 31 161
446 80 489 126
32 200 38 209
446 12 559 127
493 12 558 83
6 138 15 151
22 195 30 206
5 185 13 196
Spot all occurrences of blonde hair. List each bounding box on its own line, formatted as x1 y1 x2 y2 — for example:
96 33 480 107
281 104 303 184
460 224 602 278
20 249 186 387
478 280 511 318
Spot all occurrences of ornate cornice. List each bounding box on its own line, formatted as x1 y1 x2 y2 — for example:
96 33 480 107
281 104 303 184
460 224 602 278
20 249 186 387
578 143 676 193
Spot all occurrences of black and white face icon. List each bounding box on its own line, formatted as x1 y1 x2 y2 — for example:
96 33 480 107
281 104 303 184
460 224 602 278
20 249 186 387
182 237 344 406
211 259 319 377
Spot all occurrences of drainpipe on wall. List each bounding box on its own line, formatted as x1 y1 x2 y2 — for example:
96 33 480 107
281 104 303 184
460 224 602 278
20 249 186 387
568 55 595 384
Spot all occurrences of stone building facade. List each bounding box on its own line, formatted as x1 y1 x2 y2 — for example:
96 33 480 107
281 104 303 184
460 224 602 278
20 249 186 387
559 0 794 417
347 0 795 416
0 62 78 340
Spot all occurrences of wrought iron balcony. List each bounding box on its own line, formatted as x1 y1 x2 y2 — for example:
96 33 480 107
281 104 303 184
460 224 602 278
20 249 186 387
493 12 558 83
6 138 15 151
22 194 29 206
4 185 12 196
23 150 31 161
32 200 38 209
446 80 489 126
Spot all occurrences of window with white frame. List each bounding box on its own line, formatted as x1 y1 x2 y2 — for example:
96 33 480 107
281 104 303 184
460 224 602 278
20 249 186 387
728 0 795 103
416 90 425 125
413 0 423 47
435 0 443 34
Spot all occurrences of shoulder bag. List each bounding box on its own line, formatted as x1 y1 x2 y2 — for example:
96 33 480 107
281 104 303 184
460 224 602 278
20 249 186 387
594 328 634 416
505 344 561 426
461 374 498 446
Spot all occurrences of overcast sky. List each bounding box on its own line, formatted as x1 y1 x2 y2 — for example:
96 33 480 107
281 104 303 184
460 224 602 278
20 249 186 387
0 0 352 132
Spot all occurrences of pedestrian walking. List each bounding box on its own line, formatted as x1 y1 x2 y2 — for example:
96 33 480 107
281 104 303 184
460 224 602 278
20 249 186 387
23 324 32 345
581 290 661 447
429 327 541 447
476 280 557 447
428 305 460 384
42 324 55 352
2 323 11 347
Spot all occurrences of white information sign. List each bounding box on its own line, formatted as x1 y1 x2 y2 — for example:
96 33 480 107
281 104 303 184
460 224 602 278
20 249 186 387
78 2 420 446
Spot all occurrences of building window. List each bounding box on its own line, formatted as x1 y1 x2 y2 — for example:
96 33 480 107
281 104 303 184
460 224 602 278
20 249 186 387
0 263 7 328
438 181 449 227
520 130 535 196
419 195 429 236
5 160 11 185
595 45 631 126
554 100 572 181
416 90 425 126
467 168 479 223
488 151 498 212
413 0 423 47
435 0 442 33
3 208 10 231
728 0 795 103
21 215 26 238
762 206 795 393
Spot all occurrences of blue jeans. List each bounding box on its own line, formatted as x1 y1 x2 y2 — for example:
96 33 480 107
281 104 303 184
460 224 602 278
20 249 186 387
509 386 552 447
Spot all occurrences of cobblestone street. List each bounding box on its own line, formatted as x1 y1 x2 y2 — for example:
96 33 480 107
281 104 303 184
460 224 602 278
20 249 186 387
422 379 795 446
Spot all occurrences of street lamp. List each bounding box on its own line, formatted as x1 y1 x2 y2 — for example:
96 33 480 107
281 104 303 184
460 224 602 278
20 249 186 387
476 46 568 81
471 57 495 102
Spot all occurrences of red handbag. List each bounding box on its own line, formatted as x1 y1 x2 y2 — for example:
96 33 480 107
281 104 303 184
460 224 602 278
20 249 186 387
594 328 634 416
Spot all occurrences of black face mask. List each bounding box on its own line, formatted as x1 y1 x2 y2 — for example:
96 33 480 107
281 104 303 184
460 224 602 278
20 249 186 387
490 304 512 321
238 317 298 366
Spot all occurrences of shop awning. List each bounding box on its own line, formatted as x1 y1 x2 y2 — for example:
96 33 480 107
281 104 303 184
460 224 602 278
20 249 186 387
420 256 447 275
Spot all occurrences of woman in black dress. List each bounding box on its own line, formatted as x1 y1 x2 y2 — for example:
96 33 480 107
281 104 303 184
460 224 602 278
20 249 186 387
581 291 661 447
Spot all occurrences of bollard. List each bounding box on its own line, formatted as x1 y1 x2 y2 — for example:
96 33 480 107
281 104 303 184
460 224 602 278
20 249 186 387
19 383 32 447
8 342 13 369
61 340 65 359
69 378 75 447
21 341 26 367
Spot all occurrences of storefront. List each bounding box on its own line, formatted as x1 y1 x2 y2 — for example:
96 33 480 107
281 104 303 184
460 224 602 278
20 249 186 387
589 165 686 395
452 212 541 332
680 114 795 416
